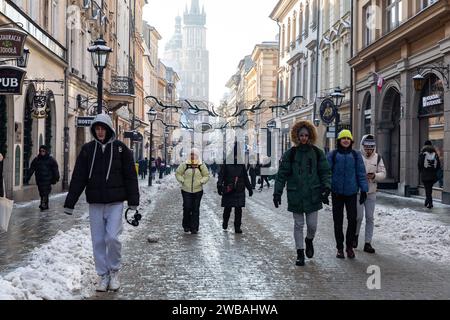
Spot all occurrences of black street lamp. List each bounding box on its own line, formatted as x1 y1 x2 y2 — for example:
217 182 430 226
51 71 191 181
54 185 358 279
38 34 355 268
147 107 157 186
330 88 345 140
88 38 112 114
164 126 169 170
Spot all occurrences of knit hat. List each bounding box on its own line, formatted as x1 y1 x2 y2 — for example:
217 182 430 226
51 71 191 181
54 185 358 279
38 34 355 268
362 135 376 147
424 140 432 146
39 145 48 151
337 129 353 141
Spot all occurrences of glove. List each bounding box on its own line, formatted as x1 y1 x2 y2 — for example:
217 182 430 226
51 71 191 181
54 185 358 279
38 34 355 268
248 189 253 197
273 194 281 208
321 188 330 205
64 207 74 215
359 192 367 205
128 206 138 211
217 186 223 196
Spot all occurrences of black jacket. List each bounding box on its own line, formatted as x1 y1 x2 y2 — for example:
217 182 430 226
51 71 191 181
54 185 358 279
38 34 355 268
217 164 252 208
27 154 60 186
418 145 441 183
0 160 3 197
64 140 139 209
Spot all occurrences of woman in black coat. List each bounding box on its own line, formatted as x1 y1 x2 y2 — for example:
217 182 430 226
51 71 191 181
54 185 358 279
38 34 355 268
217 143 253 233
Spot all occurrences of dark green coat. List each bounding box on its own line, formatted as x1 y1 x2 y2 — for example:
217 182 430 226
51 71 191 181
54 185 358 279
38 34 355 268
274 144 331 214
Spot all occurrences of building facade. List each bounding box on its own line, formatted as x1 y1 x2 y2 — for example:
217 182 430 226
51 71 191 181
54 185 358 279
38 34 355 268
350 0 450 203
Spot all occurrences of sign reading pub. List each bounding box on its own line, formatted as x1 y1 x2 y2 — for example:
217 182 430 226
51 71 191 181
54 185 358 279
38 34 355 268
0 65 26 95
0 28 27 58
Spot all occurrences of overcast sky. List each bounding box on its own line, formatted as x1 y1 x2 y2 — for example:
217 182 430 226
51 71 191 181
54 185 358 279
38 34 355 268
143 0 279 105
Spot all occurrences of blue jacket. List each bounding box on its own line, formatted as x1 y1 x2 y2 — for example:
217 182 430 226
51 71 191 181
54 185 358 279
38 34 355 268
327 149 368 196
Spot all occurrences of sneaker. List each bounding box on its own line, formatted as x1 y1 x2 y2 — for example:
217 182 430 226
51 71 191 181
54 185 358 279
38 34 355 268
363 243 376 254
183 228 190 233
96 274 110 292
336 249 345 259
235 228 242 234
305 237 314 259
108 271 120 291
296 249 305 266
346 247 356 259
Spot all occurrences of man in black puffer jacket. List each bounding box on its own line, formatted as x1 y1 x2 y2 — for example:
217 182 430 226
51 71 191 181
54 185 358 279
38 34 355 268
63 113 139 292
26 145 60 211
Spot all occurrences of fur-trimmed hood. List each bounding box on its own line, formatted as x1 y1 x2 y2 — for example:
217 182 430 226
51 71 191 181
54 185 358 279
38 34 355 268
291 120 317 146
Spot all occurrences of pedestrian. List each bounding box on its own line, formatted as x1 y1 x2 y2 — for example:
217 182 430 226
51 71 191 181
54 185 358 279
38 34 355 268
355 134 386 254
63 113 139 292
25 145 60 211
0 153 4 197
247 158 257 190
211 160 218 178
327 129 368 259
257 157 271 191
141 157 148 179
418 140 441 209
175 148 209 234
217 142 253 234
150 157 157 181
273 121 331 266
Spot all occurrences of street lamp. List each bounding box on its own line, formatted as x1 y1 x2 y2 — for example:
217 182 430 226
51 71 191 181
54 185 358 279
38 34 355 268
16 48 30 68
330 88 345 141
88 38 112 114
164 127 169 171
147 107 157 186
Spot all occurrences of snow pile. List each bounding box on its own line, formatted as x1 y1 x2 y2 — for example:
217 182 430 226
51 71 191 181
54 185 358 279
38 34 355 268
0 227 96 300
0 174 181 300
374 205 450 264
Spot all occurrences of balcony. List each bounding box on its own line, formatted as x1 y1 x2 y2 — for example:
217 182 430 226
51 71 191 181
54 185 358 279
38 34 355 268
106 76 135 111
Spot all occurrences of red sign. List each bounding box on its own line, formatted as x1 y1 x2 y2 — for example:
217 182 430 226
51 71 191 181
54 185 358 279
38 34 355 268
0 28 27 58
0 66 26 95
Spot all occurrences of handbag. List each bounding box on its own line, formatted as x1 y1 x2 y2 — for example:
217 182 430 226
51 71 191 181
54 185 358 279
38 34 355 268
224 176 238 195
0 180 13 233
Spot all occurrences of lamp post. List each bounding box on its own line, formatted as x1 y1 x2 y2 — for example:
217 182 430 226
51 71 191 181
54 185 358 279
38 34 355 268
88 38 112 114
147 107 157 186
164 126 169 171
331 88 345 141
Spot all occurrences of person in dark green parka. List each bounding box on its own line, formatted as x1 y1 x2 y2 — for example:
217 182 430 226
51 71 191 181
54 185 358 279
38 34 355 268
273 120 331 266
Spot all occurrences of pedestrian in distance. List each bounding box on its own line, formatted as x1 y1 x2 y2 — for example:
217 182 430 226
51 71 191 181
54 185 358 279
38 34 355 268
63 113 140 292
327 129 368 259
175 148 209 234
217 142 253 234
25 145 60 211
355 134 386 254
257 156 271 191
247 157 257 190
418 140 441 209
273 121 331 266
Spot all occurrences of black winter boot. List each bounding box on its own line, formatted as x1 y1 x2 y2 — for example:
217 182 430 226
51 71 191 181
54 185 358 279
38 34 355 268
352 235 359 249
296 249 305 266
346 247 356 259
363 243 375 254
305 237 314 258
42 196 49 210
39 198 44 211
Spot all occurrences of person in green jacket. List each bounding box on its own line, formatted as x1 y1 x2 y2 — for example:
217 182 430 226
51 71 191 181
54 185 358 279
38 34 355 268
175 148 210 234
273 120 331 266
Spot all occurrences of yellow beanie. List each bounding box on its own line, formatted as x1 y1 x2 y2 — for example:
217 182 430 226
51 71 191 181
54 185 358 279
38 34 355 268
337 129 353 141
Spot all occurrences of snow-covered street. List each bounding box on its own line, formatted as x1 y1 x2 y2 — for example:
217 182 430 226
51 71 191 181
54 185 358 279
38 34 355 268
1 174 450 300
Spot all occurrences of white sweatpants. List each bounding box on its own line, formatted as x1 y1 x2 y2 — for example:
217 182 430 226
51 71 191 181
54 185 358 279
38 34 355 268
88 202 124 276
356 193 376 243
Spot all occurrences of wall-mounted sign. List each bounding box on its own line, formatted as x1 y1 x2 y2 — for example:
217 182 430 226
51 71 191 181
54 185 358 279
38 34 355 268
32 95 49 118
422 94 443 107
76 116 95 127
0 28 27 58
267 120 276 129
124 130 143 141
0 65 26 94
319 98 337 124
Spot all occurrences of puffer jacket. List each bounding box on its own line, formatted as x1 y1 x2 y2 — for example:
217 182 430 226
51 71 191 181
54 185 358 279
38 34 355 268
418 145 441 183
327 147 369 196
360 135 386 194
64 114 139 209
176 160 210 193
27 153 60 186
274 120 331 214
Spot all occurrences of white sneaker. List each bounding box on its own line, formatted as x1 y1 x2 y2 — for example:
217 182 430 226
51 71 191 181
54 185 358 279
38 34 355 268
96 274 110 292
108 270 120 291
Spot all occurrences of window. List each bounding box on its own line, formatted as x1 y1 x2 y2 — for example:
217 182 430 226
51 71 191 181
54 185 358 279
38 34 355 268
287 19 291 52
298 6 303 42
296 65 302 95
363 93 372 135
302 62 308 98
52 0 58 39
422 0 437 10
363 4 373 46
334 49 341 87
304 3 309 37
290 67 296 97
386 0 403 33
310 54 316 101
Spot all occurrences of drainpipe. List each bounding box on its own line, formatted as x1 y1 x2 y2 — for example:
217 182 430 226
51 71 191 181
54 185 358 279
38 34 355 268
63 3 70 191
313 0 320 124
350 0 354 133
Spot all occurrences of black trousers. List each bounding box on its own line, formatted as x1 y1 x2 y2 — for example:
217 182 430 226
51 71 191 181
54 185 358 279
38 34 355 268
181 190 203 231
332 193 357 250
223 207 242 229
37 184 51 197
250 172 256 189
423 181 434 206
259 176 270 189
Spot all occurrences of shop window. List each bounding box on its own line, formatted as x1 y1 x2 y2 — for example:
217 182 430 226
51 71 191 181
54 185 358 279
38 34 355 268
363 93 372 135
419 74 444 188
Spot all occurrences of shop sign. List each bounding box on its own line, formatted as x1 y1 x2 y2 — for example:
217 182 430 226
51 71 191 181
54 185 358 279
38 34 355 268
76 116 95 127
0 28 27 58
319 98 337 124
422 94 443 107
0 65 26 94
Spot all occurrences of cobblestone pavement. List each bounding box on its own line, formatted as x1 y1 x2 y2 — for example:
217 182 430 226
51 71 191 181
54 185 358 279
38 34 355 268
91 178 450 300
